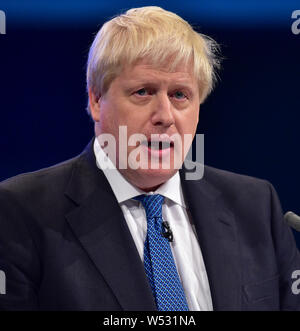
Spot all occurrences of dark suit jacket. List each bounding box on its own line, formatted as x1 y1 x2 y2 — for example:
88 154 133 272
0 139 300 311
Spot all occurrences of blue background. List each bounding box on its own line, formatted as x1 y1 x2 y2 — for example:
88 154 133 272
0 0 300 247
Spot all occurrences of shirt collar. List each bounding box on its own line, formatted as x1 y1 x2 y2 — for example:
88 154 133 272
93 138 186 208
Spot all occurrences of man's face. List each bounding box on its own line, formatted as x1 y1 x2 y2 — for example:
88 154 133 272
90 59 200 191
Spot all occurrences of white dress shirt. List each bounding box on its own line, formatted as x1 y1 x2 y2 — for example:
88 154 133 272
93 138 213 311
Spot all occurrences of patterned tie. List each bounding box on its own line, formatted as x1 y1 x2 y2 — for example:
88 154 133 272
135 194 189 311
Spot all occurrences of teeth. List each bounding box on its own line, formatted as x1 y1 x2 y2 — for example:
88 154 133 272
161 141 171 149
147 141 172 149
150 142 160 150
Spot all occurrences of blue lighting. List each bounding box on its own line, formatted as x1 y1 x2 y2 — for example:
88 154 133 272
1 0 299 27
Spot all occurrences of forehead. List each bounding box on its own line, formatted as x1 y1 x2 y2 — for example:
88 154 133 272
116 58 197 87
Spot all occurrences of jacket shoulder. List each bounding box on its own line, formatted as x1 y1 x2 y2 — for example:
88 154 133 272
0 155 80 198
204 164 272 189
200 164 276 208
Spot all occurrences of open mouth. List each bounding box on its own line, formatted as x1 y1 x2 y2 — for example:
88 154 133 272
146 141 174 150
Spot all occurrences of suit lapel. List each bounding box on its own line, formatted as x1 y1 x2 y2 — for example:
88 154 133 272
63 140 242 311
64 140 156 311
180 167 242 311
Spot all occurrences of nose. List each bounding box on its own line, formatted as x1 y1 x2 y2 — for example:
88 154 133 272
151 93 175 128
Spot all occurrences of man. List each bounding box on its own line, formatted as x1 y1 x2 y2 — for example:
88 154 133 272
0 6 300 311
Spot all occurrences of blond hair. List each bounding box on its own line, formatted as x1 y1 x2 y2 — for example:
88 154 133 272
86 6 220 113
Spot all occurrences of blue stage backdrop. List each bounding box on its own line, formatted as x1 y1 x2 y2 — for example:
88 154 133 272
0 0 300 247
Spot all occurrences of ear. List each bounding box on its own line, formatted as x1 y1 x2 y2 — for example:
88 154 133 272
88 88 101 122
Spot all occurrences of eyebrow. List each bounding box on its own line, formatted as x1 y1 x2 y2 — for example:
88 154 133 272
124 79 196 90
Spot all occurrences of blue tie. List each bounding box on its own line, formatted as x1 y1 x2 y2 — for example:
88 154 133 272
135 194 189 311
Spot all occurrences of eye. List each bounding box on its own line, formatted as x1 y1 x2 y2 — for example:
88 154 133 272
135 88 148 96
173 91 187 100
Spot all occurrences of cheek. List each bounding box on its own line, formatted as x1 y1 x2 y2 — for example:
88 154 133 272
117 106 149 135
176 109 199 136
109 100 134 126
99 101 145 143
97 103 119 136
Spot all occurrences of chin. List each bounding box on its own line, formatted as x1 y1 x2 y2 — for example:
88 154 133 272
134 168 178 192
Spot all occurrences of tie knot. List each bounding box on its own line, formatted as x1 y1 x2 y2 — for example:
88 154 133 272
134 194 165 218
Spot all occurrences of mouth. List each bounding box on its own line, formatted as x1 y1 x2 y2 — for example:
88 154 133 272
144 140 174 150
140 138 174 160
